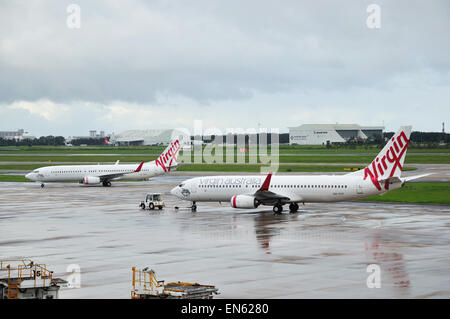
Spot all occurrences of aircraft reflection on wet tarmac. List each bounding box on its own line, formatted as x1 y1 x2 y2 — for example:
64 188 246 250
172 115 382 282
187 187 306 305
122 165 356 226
365 230 411 296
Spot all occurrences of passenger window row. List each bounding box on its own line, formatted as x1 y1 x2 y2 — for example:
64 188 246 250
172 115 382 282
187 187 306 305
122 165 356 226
49 169 149 174
199 184 348 189
272 185 348 189
200 185 243 188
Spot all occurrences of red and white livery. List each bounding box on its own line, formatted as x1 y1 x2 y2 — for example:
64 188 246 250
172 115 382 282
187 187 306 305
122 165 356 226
25 140 181 187
171 126 430 213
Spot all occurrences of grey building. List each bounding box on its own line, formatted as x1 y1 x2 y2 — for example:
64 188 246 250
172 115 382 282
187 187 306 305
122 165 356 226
110 129 189 146
0 129 25 140
288 124 384 145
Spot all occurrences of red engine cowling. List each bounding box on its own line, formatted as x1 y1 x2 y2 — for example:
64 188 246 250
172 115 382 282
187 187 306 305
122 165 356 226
230 195 259 209
83 176 101 184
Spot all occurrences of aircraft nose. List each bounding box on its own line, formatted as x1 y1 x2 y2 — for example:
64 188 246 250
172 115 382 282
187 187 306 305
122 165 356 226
170 186 180 197
25 173 33 180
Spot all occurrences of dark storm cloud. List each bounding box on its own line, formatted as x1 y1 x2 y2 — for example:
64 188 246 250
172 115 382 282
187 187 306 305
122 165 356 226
0 0 449 135
1 0 449 104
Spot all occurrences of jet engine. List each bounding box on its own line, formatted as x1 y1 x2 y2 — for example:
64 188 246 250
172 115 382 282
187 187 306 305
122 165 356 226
83 176 101 184
230 195 259 209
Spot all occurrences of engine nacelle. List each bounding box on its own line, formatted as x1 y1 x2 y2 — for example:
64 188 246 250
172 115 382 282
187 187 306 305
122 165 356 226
83 176 101 184
230 195 259 209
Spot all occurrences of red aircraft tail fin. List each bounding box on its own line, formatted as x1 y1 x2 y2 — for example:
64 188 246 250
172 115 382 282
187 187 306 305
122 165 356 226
259 173 272 191
135 161 144 172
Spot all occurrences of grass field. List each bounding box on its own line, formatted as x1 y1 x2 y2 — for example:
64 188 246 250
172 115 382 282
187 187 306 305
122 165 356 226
0 175 29 182
0 153 448 164
0 143 449 165
278 145 450 154
0 145 167 154
276 155 450 164
1 145 449 154
0 163 417 172
0 175 143 183
360 183 450 205
177 164 366 172
176 164 417 173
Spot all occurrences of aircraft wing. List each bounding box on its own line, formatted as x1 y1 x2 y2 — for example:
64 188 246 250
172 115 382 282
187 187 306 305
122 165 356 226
252 173 291 205
254 190 290 201
97 161 144 182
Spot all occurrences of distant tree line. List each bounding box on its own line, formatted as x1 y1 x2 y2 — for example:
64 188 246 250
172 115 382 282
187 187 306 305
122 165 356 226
0 136 65 146
342 131 449 149
392 131 448 144
194 131 448 147
1 131 447 147
70 138 107 146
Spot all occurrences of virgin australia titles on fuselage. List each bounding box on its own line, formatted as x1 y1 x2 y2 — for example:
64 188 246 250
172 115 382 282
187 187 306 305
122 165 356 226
25 139 181 187
171 126 430 213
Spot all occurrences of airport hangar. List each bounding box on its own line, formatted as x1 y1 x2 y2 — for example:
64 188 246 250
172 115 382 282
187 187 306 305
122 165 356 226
108 124 384 146
288 124 384 145
109 129 189 146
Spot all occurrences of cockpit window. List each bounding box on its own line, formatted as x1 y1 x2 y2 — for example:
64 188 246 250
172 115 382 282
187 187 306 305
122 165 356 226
179 183 185 187
33 170 39 173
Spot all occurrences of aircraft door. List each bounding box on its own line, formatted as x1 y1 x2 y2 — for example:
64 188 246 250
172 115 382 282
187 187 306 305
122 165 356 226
356 183 364 195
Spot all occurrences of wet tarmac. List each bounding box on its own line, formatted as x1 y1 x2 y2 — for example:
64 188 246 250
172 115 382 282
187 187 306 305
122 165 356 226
1 176 450 298
2 163 450 183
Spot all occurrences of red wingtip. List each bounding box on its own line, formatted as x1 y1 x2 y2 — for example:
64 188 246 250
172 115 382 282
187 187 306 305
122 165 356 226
259 173 272 191
135 161 144 172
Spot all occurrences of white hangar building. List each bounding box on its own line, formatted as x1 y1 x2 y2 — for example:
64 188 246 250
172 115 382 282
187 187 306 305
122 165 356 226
109 129 189 146
288 124 384 145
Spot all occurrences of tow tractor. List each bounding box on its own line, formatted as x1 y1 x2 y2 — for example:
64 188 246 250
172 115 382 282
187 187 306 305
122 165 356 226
140 193 165 210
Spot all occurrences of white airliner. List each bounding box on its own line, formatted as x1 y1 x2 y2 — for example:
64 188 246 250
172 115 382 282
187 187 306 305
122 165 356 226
171 126 430 213
25 140 181 187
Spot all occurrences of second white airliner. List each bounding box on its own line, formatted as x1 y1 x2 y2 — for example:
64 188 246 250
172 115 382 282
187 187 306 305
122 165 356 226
171 126 430 213
25 139 181 187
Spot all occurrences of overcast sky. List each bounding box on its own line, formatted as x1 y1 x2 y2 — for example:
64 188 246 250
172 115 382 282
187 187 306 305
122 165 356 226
1 0 449 137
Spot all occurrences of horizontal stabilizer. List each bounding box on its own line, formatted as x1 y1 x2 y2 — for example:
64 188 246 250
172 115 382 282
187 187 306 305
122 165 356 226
378 176 402 190
404 173 433 182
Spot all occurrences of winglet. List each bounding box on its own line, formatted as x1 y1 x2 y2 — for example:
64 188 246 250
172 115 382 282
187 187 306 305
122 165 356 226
259 173 272 191
135 161 144 172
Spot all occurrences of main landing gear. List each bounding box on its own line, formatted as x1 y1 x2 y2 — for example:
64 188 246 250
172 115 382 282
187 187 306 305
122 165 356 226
273 203 299 214
289 203 299 213
102 181 112 187
273 204 283 214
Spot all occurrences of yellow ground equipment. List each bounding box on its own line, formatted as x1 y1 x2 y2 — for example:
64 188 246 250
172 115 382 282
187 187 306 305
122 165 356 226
0 259 67 299
131 267 218 299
